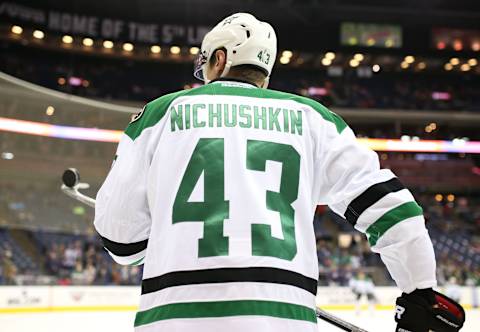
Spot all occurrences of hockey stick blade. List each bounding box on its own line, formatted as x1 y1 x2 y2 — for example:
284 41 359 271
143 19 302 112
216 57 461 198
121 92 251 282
61 169 96 208
316 307 369 332
61 184 96 208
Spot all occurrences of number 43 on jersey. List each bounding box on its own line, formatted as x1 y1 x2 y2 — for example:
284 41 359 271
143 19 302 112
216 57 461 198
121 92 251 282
172 138 300 261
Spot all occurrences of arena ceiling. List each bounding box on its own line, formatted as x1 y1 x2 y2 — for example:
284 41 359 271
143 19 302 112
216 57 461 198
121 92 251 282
10 0 480 27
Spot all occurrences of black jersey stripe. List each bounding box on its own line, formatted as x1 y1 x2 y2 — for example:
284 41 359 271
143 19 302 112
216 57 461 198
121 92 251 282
344 177 405 226
141 267 318 296
99 235 148 257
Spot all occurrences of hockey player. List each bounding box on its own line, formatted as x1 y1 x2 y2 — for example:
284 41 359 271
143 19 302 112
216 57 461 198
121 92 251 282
444 276 462 303
349 271 377 315
94 13 465 332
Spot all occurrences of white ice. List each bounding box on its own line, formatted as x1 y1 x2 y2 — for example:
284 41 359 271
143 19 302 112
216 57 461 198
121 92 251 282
0 309 478 332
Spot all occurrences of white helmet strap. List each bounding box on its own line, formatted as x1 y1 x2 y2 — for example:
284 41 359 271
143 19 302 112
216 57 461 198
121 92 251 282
220 59 233 79
261 76 270 89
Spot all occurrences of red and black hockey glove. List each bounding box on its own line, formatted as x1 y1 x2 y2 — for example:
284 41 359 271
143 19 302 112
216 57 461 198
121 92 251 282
394 288 465 332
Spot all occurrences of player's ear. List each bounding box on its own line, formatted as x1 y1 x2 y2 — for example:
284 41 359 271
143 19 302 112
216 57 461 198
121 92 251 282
213 49 227 76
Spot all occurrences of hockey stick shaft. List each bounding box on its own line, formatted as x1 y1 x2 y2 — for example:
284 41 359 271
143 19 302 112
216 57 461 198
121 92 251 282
61 185 96 208
316 307 369 332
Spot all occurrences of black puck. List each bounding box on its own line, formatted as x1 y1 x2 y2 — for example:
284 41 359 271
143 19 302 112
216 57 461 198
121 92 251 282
62 168 80 188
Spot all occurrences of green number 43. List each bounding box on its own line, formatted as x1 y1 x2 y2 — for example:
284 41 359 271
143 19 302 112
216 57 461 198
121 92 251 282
173 138 300 261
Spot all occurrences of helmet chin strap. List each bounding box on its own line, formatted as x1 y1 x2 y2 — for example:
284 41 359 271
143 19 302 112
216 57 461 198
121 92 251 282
261 77 270 89
202 62 211 84
220 60 233 78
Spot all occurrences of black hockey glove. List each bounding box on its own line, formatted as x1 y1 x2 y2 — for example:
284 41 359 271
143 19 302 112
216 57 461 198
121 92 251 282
394 288 465 332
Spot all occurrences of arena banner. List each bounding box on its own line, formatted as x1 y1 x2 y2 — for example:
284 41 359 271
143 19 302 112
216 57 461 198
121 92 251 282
0 2 210 44
0 287 51 312
51 286 139 308
0 286 477 313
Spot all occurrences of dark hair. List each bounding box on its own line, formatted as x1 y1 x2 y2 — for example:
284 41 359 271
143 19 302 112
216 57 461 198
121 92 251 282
209 48 267 85
229 65 267 84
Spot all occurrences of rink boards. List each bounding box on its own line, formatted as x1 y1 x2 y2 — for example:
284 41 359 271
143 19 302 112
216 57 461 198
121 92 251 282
0 285 477 313
0 286 478 332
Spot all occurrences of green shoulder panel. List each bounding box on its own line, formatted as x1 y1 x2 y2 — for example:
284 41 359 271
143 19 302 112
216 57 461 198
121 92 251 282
124 84 221 140
125 90 189 140
265 90 348 134
124 83 348 140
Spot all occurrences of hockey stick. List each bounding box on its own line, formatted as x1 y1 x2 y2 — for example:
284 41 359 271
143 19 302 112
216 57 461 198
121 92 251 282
61 168 95 208
316 307 368 332
61 168 370 332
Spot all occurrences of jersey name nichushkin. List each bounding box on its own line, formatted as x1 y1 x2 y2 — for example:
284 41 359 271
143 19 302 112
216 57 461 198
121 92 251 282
170 103 303 135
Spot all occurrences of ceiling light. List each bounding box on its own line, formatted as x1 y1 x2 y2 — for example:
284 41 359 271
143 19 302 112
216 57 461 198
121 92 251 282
1 152 14 160
372 64 380 72
189 47 199 55
400 62 409 69
122 43 134 52
11 25 23 35
453 40 463 51
321 58 332 66
353 53 364 61
404 55 415 64
460 63 470 71
33 30 44 39
150 45 161 54
436 41 446 50
444 63 453 71
170 46 181 54
325 52 335 60
349 59 359 67
450 58 459 65
62 35 73 44
417 62 426 70
103 40 114 49
279 56 290 64
468 58 478 66
46 106 55 116
82 38 94 47
282 50 293 58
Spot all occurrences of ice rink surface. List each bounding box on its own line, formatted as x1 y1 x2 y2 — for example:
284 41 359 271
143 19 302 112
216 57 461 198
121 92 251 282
0 309 478 332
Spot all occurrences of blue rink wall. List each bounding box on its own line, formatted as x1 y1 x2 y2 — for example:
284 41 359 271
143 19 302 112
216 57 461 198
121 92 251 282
0 286 478 332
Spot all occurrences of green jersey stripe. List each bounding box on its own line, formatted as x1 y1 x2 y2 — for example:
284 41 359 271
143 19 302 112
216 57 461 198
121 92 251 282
125 82 347 140
134 299 317 326
366 201 423 247
125 90 187 140
129 257 145 266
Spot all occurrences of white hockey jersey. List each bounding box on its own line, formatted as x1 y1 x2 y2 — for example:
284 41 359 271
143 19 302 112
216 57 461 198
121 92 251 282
94 79 437 332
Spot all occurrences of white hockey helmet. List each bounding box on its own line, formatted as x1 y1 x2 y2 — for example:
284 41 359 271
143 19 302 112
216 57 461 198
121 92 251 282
194 13 277 86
